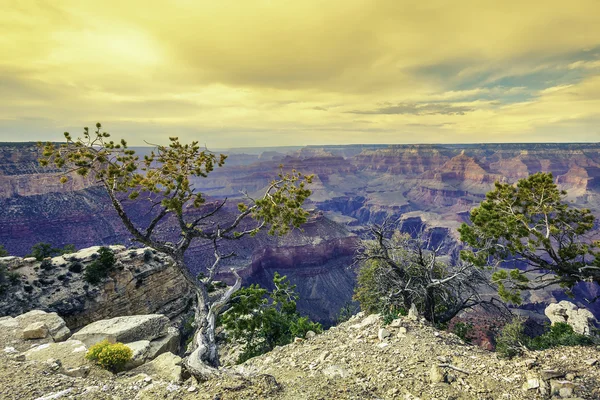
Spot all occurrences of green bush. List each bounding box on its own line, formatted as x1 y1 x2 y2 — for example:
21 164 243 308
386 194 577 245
496 318 527 359
336 302 360 324
382 306 407 325
143 249 153 262
7 271 20 285
40 259 53 271
0 245 8 257
84 247 116 284
495 319 596 359
452 322 474 343
220 272 322 363
68 262 83 273
85 340 132 372
529 322 594 350
28 243 76 261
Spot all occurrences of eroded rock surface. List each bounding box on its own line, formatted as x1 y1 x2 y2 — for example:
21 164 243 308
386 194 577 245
0 246 194 330
545 300 598 335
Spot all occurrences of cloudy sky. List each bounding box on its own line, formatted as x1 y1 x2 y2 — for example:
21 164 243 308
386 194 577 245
1 0 599 147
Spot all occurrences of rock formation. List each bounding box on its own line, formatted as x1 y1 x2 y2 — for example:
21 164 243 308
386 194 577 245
544 301 598 335
0 246 194 329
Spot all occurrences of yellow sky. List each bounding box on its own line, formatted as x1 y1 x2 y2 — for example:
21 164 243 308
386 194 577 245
1 0 599 146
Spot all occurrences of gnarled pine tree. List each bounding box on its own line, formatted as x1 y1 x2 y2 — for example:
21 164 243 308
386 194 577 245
459 172 600 304
38 123 313 378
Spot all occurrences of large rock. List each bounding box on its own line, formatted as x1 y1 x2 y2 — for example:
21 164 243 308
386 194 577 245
544 301 597 335
22 322 49 340
147 327 180 360
15 310 71 342
71 314 170 347
132 352 182 382
125 340 152 369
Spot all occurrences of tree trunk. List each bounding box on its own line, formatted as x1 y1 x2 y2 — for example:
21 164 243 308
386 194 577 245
185 287 223 380
181 264 242 380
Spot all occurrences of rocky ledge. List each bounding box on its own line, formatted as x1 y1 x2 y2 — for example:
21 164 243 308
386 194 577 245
0 246 194 329
2 310 599 399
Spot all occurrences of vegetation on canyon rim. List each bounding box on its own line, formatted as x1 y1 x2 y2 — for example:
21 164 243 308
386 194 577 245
38 123 313 379
31 124 600 376
459 172 600 304
352 171 600 331
220 272 322 363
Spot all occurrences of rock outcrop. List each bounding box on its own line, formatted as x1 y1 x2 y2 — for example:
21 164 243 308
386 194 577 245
545 301 598 335
0 246 194 330
71 314 171 347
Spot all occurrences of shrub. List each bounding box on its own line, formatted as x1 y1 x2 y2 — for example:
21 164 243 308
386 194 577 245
40 259 53 271
0 245 8 257
336 302 360 324
529 322 594 350
452 322 474 343
496 318 527 359
84 247 116 285
68 262 83 273
143 249 153 262
220 272 322 363
28 243 76 261
85 340 132 372
7 272 21 285
382 306 407 325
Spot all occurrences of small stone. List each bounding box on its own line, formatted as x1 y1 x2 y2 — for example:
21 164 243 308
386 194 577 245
430 364 445 383
166 383 180 392
378 328 391 341
12 354 26 362
33 388 73 400
62 366 90 378
584 358 598 366
294 337 304 344
541 369 564 380
522 373 540 391
187 386 197 392
390 319 403 328
377 342 389 349
550 380 575 397
407 304 419 321
523 358 537 369
305 330 316 339
398 327 407 335
3 346 17 353
22 322 49 340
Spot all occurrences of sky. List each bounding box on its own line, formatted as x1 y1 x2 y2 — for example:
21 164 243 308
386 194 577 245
1 0 600 147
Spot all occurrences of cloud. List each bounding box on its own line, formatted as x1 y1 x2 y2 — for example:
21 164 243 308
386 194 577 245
347 103 474 116
0 0 599 145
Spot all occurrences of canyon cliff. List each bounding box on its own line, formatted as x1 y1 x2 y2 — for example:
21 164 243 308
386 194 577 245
1 142 599 322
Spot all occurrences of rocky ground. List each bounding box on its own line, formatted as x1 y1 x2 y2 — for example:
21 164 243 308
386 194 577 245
1 312 600 399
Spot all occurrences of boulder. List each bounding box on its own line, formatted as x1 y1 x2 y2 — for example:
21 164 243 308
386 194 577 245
22 322 49 340
544 301 597 335
132 352 182 382
15 310 70 341
147 327 180 360
349 314 380 330
71 314 169 347
125 340 151 369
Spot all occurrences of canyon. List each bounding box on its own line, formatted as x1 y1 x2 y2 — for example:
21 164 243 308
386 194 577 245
1 142 599 324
